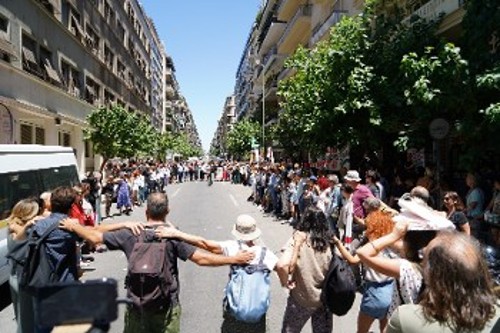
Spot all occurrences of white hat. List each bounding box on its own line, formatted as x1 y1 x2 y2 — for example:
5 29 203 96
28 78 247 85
394 195 455 231
344 170 361 182
232 215 261 241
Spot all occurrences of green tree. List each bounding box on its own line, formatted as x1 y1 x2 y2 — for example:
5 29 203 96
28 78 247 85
226 120 260 159
277 4 474 161
84 105 157 170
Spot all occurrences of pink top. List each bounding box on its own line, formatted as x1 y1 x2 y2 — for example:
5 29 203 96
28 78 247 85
352 184 374 218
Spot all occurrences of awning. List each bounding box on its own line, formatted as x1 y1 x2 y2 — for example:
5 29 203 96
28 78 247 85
22 46 37 64
0 38 17 59
44 61 61 84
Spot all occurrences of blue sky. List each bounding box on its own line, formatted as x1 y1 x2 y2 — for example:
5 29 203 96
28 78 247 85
140 1 262 152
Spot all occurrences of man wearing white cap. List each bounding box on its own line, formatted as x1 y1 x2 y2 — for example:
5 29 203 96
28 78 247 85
155 214 278 333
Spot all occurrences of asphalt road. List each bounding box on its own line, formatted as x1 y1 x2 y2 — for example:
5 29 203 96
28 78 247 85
0 180 377 333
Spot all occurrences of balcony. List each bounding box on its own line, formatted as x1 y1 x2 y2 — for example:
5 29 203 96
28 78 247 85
278 5 312 54
164 67 173 82
259 20 287 53
402 0 463 26
310 9 347 46
277 0 300 21
165 85 175 99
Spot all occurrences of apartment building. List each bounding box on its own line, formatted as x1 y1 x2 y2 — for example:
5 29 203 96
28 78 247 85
0 0 201 172
211 95 236 157
231 0 466 155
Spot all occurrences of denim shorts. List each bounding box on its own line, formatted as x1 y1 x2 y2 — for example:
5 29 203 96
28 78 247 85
360 280 394 319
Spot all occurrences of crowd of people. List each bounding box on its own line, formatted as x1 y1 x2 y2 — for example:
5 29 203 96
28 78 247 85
224 161 500 248
4 156 500 333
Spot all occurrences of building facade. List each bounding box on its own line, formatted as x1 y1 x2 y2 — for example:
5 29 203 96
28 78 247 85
211 95 236 157
0 0 200 173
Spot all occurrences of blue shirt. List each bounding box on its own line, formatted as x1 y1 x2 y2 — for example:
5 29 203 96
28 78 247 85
32 212 79 282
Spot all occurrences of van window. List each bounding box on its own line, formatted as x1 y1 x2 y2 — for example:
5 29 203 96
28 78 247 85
0 166 79 219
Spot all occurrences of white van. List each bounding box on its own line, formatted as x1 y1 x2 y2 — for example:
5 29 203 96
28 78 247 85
0 145 80 286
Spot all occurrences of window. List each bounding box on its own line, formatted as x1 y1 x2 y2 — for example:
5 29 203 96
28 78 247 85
85 76 101 105
39 47 61 86
104 1 114 24
104 44 114 69
22 34 42 78
104 89 114 105
0 14 8 35
0 166 79 219
61 60 81 97
20 124 33 144
116 20 125 43
68 7 83 39
58 131 71 147
35 127 45 144
20 123 44 144
85 24 100 56
116 59 126 79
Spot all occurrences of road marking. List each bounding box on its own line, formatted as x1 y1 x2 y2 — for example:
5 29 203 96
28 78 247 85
172 188 181 198
229 194 239 207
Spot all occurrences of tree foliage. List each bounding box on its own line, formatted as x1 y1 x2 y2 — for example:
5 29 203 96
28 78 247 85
276 0 497 169
154 131 202 160
226 119 260 159
84 105 157 170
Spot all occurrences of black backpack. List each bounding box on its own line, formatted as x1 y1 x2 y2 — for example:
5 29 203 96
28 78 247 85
320 250 356 316
8 222 68 294
125 231 173 311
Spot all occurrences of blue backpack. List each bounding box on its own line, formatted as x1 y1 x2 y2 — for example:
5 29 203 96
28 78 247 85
224 246 271 323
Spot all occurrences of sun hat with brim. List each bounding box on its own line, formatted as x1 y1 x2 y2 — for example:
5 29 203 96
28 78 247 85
393 194 455 231
344 170 361 182
232 214 262 241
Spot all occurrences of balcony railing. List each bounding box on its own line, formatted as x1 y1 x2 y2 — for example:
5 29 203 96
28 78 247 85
402 0 462 24
278 5 312 46
310 9 347 46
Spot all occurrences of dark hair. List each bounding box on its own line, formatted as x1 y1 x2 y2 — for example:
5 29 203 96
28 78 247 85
341 184 355 194
146 192 170 220
443 191 464 211
403 230 437 263
420 232 496 332
50 186 77 214
295 207 331 252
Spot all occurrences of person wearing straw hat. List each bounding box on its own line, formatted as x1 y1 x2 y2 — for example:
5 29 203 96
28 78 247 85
155 214 278 333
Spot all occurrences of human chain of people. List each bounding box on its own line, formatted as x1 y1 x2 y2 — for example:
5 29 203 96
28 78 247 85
2 155 499 333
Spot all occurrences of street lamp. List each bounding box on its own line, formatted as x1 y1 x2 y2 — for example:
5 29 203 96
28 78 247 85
255 59 265 159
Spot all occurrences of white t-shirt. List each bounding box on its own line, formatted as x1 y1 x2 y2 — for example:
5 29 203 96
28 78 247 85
218 240 278 271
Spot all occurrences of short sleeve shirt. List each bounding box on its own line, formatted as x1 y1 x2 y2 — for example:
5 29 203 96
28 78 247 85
103 228 196 305
466 187 485 219
352 185 374 218
218 240 278 271
449 211 468 231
